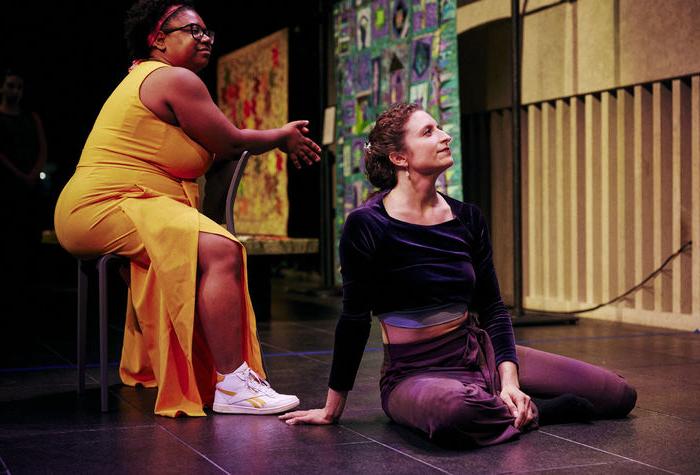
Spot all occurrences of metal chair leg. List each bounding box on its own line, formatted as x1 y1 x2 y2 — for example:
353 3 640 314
77 260 89 396
97 255 112 412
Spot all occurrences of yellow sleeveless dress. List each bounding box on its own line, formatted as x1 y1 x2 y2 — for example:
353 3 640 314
54 61 266 417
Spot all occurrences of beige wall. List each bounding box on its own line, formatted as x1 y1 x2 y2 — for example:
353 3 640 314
458 0 700 110
458 0 700 331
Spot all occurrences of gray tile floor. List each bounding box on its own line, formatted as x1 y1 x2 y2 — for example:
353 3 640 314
1 276 699 474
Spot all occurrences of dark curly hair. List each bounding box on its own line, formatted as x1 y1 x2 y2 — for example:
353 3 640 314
364 102 420 190
124 0 196 60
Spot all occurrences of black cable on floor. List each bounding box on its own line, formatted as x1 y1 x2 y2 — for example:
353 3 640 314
526 240 693 315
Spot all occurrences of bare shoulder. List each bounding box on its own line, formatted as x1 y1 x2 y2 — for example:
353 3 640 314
140 66 211 123
146 66 205 93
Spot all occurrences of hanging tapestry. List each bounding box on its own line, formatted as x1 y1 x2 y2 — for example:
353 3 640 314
217 29 289 235
333 0 462 279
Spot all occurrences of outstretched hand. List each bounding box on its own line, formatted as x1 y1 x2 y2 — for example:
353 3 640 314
280 120 322 169
279 408 336 425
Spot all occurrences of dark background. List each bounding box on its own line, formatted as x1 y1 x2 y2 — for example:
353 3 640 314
1 0 330 241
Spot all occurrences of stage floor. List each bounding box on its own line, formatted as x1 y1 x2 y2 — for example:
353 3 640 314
1 274 699 474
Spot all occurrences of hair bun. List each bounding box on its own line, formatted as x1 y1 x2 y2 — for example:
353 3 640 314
362 102 420 190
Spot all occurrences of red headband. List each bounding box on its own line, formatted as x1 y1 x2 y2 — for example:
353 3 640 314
147 4 185 47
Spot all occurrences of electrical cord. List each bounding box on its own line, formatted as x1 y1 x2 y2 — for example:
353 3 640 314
526 240 693 315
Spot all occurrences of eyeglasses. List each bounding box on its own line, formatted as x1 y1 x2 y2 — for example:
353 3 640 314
162 23 215 44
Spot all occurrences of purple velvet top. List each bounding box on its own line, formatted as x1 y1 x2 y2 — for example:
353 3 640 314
328 191 518 391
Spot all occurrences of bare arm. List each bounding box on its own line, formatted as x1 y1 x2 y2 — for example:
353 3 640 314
279 212 378 426
28 112 47 181
0 152 36 186
0 113 48 185
142 67 320 167
0 152 23 176
498 361 535 429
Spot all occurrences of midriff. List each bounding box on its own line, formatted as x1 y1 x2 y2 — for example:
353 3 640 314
381 312 469 344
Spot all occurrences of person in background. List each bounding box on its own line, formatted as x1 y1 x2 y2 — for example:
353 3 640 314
54 0 321 417
0 68 48 314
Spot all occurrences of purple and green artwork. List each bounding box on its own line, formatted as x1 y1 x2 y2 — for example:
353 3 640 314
332 0 462 282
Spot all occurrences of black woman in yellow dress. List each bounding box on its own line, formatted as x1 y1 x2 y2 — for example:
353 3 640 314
54 0 321 417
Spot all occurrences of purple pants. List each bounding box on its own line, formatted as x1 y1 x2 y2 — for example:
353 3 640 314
380 317 637 446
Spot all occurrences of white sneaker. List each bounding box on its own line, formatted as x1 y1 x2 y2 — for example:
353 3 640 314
212 362 300 415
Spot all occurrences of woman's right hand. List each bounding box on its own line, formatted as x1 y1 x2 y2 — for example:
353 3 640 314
280 388 347 425
279 408 336 425
280 120 322 169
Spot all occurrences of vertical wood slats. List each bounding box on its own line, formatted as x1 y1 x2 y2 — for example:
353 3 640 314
601 91 616 305
635 85 654 311
555 99 568 303
573 97 586 305
618 88 635 309
692 76 700 318
541 102 553 300
527 105 542 307
484 74 699 330
521 109 530 302
652 82 673 313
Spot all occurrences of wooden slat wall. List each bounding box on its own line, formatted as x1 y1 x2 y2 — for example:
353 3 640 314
555 99 567 303
634 85 653 311
693 77 700 319
617 88 635 310
480 75 699 330
528 105 543 308
489 110 513 303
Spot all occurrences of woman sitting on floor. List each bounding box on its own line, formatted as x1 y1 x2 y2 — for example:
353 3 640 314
280 103 636 446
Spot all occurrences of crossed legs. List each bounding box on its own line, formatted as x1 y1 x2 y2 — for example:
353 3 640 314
384 345 637 446
385 372 521 446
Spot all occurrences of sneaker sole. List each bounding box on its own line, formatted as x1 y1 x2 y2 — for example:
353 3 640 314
212 398 300 415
